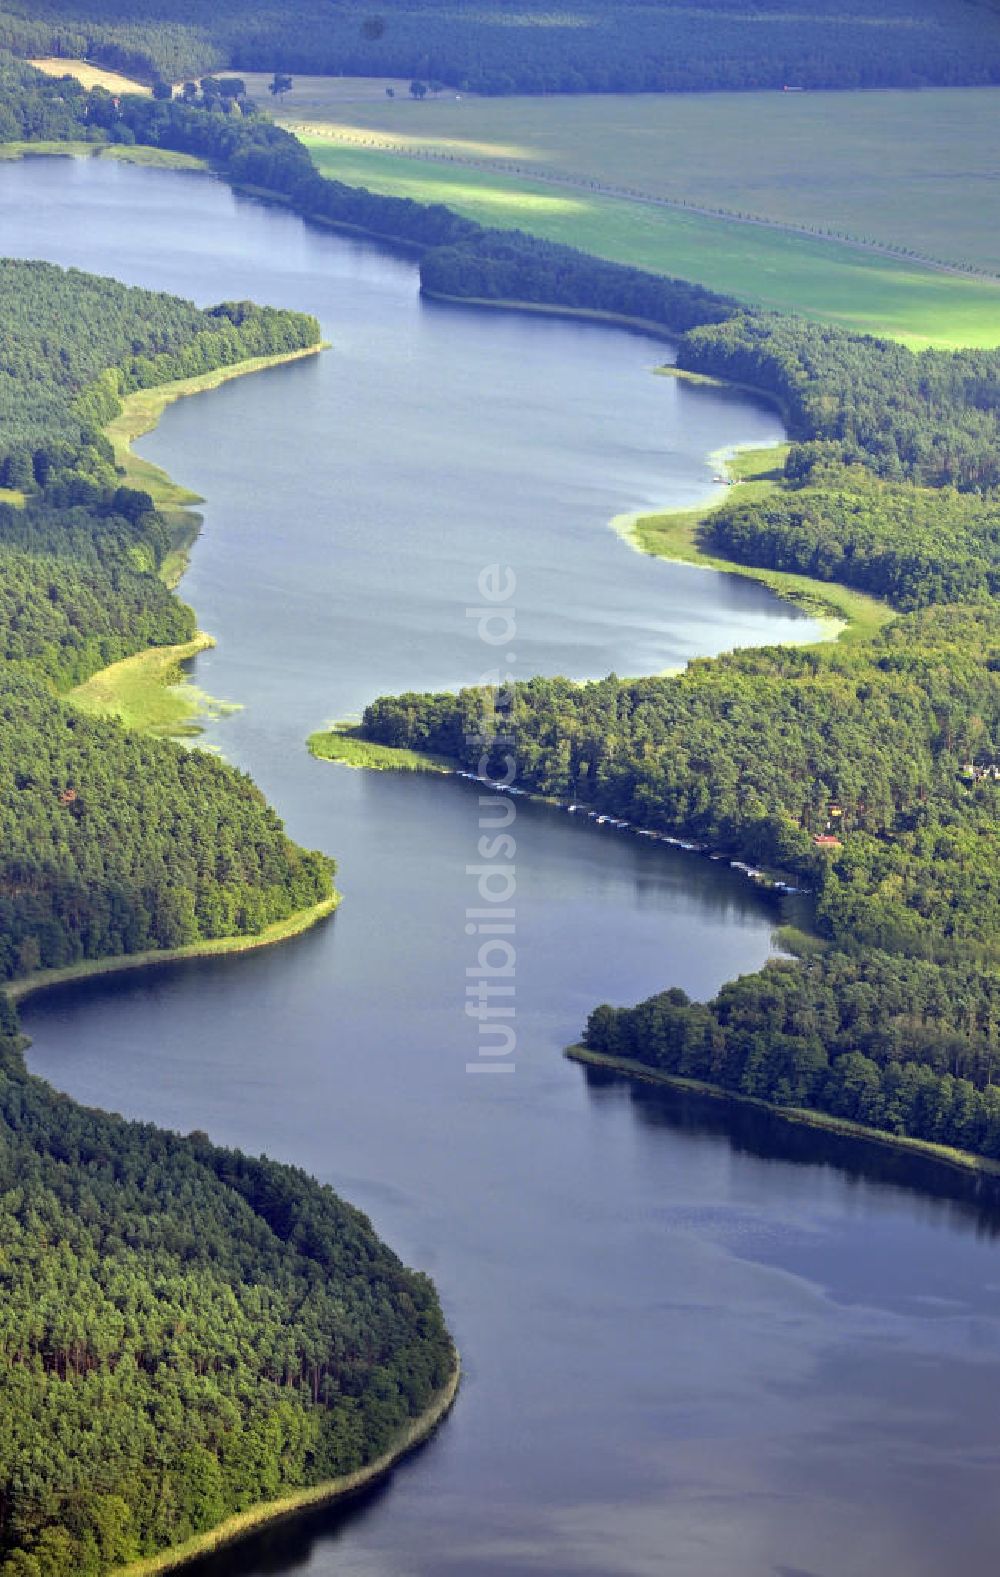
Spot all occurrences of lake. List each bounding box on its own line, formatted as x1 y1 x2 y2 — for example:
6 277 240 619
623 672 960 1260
10 156 1000 1577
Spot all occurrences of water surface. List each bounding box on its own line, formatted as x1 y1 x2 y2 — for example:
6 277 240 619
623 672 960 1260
10 158 1000 1577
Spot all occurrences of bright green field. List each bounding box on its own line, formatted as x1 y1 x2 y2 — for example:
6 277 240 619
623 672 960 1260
286 87 1000 270
302 138 1000 347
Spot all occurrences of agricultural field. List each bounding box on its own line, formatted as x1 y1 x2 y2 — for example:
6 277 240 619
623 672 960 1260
278 82 1000 346
273 84 1000 273
300 137 1000 348
29 55 150 94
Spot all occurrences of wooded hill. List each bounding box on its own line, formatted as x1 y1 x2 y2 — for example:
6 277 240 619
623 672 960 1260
1 0 998 95
0 1007 454 1577
0 256 321 492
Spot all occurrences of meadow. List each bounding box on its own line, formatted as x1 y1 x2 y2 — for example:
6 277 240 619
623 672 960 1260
301 137 1000 347
276 84 1000 270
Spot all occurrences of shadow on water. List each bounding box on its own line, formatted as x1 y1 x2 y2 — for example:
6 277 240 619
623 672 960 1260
184 1440 428 1577
579 1063 1000 1235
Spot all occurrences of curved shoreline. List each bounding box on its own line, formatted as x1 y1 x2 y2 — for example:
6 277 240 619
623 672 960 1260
420 286 686 343
566 1046 1000 1181
4 342 343 1008
8 896 340 1005
612 444 892 647
111 1353 461 1577
108 344 328 520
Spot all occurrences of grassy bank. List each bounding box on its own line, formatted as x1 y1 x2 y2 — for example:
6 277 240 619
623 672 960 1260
107 344 327 515
299 136 1000 348
7 896 340 1004
68 632 237 737
619 443 892 648
82 345 327 734
308 724 455 773
110 1354 460 1577
0 139 205 169
566 1045 1000 1181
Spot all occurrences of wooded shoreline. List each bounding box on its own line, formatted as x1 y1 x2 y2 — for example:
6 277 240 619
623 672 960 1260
110 1355 461 1577
566 1045 1000 1181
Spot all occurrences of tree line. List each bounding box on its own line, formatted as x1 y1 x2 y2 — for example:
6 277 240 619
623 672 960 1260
359 601 1000 1160
2 0 998 96
0 1010 453 1577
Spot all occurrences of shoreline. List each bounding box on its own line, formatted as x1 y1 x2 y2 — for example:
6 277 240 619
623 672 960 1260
89 345 329 729
6 341 343 1008
8 896 340 1004
420 287 686 343
612 442 891 646
228 180 430 254
108 343 328 520
308 722 455 773
111 1353 461 1577
565 1046 1000 1181
68 631 225 737
0 139 207 171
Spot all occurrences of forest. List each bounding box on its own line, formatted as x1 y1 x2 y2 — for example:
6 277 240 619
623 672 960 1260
0 1008 454 1577
0 257 334 983
0 104 455 1573
0 0 997 95
703 459 1000 610
0 256 321 491
359 606 1000 1158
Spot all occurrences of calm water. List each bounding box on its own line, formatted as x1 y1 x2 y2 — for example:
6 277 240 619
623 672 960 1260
10 159 1000 1577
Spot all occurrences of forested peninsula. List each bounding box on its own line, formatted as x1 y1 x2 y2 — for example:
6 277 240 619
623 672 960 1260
0 80 458 1574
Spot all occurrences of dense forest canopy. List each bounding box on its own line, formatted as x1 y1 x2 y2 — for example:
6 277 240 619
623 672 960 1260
0 1014 454 1577
0 255 321 491
359 605 1000 1157
1 0 999 94
0 256 333 978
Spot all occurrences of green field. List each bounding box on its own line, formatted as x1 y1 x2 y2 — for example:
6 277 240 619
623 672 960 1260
282 85 1000 270
290 84 1000 347
302 140 1000 347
